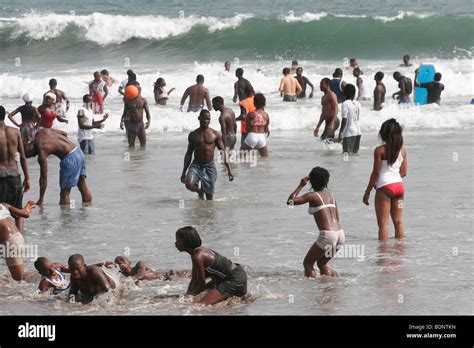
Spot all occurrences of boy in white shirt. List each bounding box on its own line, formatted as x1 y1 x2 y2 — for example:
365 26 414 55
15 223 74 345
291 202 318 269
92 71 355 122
77 94 109 155
338 84 362 154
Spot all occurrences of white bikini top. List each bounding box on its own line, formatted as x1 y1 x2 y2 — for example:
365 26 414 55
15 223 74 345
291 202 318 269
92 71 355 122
308 191 336 215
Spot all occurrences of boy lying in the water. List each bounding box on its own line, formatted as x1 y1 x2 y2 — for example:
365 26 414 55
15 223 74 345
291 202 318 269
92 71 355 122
113 256 191 283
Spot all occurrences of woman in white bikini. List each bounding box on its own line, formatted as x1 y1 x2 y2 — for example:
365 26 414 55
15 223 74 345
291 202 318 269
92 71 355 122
287 167 344 277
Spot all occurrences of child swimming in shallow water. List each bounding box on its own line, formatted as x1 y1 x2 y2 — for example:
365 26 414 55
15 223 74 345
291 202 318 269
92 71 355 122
113 256 191 284
34 257 70 294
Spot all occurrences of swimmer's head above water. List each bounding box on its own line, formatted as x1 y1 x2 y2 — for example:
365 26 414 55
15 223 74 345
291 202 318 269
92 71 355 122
114 256 132 272
34 257 53 277
68 254 86 280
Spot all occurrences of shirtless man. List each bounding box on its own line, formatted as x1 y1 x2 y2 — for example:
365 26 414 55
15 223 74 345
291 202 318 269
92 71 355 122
180 75 212 112
181 110 233 200
392 71 412 104
232 68 253 103
373 71 386 111
224 61 231 73
212 97 237 151
279 68 302 102
44 79 70 119
100 69 118 87
314 78 339 141
24 128 92 206
120 82 151 147
295 67 314 99
68 254 115 304
0 106 30 232
0 201 35 281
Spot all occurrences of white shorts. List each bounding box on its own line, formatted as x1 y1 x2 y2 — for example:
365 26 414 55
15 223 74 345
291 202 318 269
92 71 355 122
244 132 266 149
316 229 345 255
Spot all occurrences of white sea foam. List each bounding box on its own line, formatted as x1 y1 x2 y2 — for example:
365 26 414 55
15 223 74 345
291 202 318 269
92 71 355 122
7 12 254 44
1 59 472 133
280 11 434 23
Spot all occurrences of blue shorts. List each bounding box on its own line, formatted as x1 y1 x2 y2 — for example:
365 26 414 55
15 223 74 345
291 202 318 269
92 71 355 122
80 139 95 155
187 106 203 113
186 161 217 194
60 147 86 190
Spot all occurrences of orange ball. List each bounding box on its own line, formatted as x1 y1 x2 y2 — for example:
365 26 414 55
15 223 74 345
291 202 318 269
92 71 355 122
125 85 139 100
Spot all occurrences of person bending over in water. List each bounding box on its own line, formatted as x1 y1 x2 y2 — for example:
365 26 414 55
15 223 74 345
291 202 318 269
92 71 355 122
68 254 116 304
0 201 35 281
175 226 247 305
112 256 189 283
363 118 407 240
287 167 344 277
24 128 93 206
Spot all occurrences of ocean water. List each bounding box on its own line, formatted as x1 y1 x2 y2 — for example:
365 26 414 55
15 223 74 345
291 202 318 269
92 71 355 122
0 0 473 315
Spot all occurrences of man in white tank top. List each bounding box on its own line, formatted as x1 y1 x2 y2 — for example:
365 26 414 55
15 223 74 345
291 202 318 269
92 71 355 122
353 68 371 101
77 94 109 155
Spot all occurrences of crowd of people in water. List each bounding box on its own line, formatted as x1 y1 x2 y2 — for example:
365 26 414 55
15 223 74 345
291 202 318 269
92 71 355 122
0 54 440 304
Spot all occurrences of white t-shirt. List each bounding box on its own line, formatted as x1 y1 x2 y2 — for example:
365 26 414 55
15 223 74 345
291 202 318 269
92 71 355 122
341 100 361 138
77 107 94 142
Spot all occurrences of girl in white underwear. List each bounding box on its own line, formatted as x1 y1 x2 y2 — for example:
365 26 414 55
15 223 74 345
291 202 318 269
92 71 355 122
287 167 344 277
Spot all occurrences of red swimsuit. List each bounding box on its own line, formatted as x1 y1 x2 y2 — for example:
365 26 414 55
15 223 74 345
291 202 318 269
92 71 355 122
39 109 57 128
